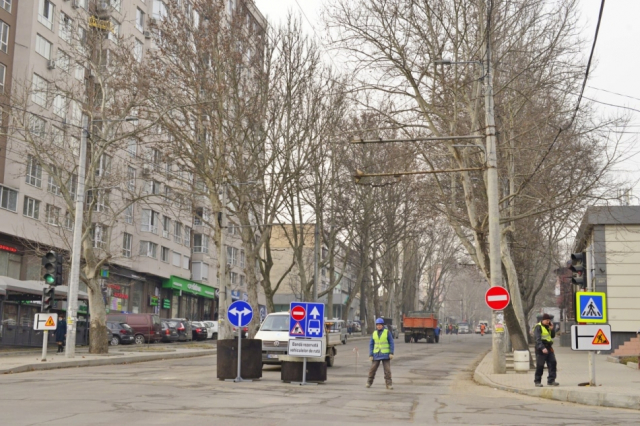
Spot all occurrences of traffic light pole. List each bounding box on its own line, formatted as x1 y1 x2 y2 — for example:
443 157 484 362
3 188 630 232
484 19 506 375
66 117 89 358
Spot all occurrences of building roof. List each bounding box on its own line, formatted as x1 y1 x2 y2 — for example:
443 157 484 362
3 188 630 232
574 206 640 251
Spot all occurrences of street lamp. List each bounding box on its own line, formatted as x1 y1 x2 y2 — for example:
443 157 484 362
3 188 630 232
66 116 139 358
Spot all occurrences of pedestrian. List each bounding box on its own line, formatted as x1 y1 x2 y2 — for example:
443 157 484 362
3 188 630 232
55 314 67 354
434 324 440 343
480 323 486 336
534 313 558 387
367 318 395 390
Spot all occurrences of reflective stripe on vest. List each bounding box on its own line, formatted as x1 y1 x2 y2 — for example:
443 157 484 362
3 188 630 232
536 322 553 343
372 329 390 354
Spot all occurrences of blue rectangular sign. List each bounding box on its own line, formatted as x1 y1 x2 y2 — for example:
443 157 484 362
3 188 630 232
289 302 325 339
576 291 607 323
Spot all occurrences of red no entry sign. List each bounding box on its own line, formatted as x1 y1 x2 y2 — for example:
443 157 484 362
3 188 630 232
291 306 306 321
485 287 510 310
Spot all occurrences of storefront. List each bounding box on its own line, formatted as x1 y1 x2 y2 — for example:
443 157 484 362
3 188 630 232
104 266 162 316
161 276 217 321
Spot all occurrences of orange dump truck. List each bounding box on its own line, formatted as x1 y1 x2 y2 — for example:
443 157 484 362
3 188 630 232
402 312 438 343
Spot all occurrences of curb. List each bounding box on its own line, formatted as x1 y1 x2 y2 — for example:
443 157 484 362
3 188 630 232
0 349 216 375
473 355 640 411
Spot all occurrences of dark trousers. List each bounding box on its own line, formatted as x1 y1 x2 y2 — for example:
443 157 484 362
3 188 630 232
368 359 392 386
535 349 557 383
435 335 439 343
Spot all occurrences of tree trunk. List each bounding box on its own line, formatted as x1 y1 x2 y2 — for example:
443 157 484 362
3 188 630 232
87 284 108 354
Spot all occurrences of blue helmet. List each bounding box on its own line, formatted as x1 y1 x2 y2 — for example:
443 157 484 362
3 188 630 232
375 318 385 325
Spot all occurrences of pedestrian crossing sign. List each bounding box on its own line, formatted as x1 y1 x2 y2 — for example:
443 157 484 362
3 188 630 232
576 291 607 323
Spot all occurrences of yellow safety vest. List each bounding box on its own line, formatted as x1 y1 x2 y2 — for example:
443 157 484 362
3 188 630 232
536 322 553 343
372 329 390 354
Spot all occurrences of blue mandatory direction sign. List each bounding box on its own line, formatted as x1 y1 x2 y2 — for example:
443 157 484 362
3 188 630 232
227 300 253 327
289 302 325 338
576 291 607 323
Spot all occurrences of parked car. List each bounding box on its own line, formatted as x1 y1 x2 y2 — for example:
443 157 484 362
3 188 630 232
457 322 470 334
106 314 163 344
169 318 193 342
107 321 135 346
160 320 180 343
327 319 348 344
382 318 399 339
202 321 219 340
232 326 249 338
191 321 208 341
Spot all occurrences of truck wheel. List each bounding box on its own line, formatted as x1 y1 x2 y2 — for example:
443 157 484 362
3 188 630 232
326 348 335 367
404 334 411 343
342 337 347 345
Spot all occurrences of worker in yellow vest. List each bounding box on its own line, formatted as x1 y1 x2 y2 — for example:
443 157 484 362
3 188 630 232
533 313 558 387
367 318 395 390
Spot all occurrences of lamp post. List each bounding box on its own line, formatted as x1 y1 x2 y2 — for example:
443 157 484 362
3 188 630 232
66 116 138 358
435 44 506 373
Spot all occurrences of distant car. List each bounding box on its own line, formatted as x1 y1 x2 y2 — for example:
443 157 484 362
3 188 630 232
107 322 135 346
327 319 348 344
106 314 163 344
458 323 470 334
191 321 208 341
161 320 180 343
202 321 219 340
475 325 481 334
232 326 249 338
169 318 192 342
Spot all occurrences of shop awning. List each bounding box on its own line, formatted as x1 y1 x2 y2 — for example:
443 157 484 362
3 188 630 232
162 276 216 299
0 276 89 300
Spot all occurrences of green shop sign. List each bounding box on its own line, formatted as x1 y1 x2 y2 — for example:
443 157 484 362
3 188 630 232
149 296 159 306
162 299 171 309
162 276 216 299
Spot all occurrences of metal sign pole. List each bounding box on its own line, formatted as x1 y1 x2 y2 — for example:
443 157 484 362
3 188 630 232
236 325 242 382
41 331 48 361
301 357 308 385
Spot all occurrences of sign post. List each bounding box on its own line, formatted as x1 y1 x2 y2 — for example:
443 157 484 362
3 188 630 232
34 313 58 361
289 302 325 386
226 300 253 383
575 291 608 386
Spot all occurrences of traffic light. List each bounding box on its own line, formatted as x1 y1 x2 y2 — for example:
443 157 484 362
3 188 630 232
570 252 586 288
42 250 64 286
42 286 55 313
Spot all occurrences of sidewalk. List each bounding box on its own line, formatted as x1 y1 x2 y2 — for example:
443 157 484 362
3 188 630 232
474 346 640 410
0 344 216 374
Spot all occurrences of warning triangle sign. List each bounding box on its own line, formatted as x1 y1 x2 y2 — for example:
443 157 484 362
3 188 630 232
44 316 56 327
581 298 602 318
592 329 609 345
291 321 304 335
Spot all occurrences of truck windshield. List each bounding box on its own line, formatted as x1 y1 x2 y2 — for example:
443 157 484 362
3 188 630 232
260 315 289 331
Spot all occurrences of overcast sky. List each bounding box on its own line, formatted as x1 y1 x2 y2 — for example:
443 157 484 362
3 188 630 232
255 0 640 198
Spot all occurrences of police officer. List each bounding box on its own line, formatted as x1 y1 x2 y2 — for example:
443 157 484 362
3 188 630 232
367 318 395 390
534 313 558 387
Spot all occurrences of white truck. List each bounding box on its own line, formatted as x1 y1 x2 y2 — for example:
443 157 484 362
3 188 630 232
256 312 341 367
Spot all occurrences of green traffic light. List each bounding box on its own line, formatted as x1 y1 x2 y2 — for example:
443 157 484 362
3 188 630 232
44 275 55 285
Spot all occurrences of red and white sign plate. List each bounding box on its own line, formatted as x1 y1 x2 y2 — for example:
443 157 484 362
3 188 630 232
291 306 306 321
485 287 510 310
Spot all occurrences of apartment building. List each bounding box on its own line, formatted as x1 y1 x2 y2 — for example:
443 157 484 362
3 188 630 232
0 0 267 344
268 224 361 321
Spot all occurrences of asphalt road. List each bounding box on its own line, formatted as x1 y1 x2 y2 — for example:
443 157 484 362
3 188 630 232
0 333 637 425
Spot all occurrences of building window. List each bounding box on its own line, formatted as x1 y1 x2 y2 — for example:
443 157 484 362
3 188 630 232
124 202 133 224
174 222 182 244
23 196 40 219
226 246 238 266
134 38 143 62
240 274 245 287
35 34 52 59
141 208 159 233
45 204 60 225
127 166 136 192
47 166 61 195
0 185 17 212
52 95 67 118
161 246 170 263
140 241 157 258
38 0 55 30
0 1 11 13
64 211 73 230
192 262 209 281
193 234 208 253
87 190 109 212
0 64 5 94
122 233 132 258
145 180 160 195
194 207 208 225
183 255 189 270
67 174 78 200
0 20 8 54
58 50 70 73
127 138 137 157
136 8 144 32
29 116 46 137
96 154 112 177
230 271 237 285
25 155 43 187
184 226 191 247
32 74 48 107
59 12 73 43
162 215 171 238
172 251 180 267
240 249 245 268
91 224 107 249
108 19 120 43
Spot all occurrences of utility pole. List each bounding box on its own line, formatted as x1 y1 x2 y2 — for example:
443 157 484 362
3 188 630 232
65 116 88 358
313 221 319 302
218 184 231 340
484 10 506 374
